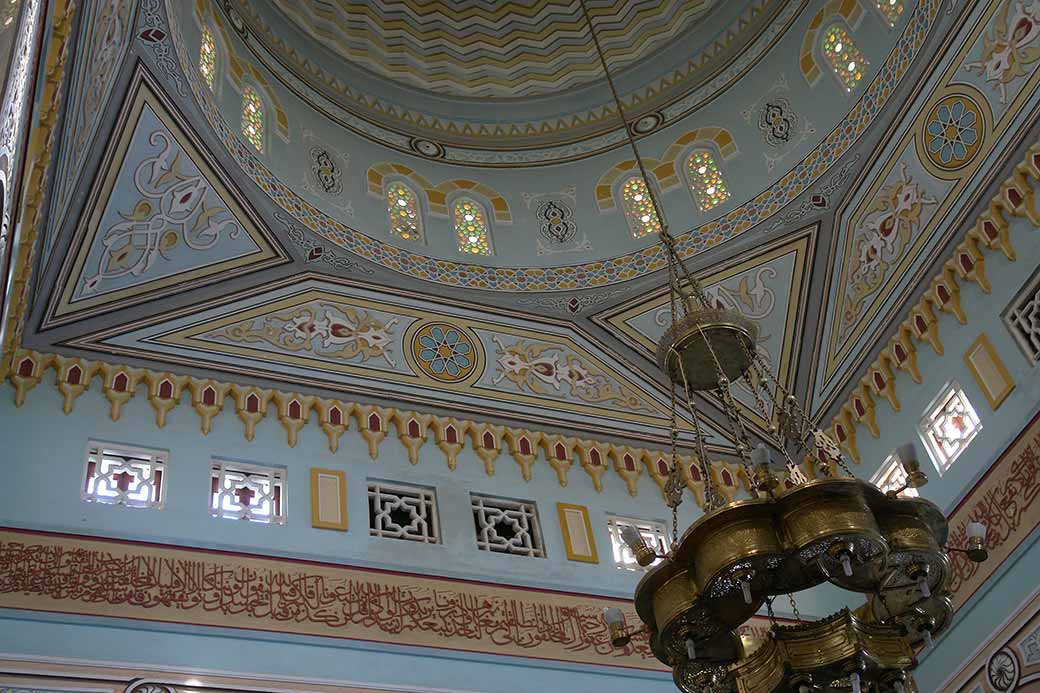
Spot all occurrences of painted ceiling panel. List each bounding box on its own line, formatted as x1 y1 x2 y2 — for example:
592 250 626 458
44 78 287 328
68 277 732 445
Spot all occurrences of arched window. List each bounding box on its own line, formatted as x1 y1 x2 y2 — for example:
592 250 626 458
620 176 661 239
241 87 264 151
686 150 730 212
822 24 868 92
453 197 492 255
873 0 903 27
386 181 424 241
199 27 216 90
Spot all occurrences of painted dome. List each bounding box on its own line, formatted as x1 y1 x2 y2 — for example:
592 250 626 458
167 0 927 285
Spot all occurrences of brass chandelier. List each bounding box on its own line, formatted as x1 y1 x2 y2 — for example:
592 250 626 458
575 3 990 691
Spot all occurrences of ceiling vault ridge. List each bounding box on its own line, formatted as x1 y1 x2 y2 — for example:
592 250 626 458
822 141 1039 467
5 347 757 506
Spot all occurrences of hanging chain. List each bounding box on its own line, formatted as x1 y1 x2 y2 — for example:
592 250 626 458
765 596 777 628
787 593 803 623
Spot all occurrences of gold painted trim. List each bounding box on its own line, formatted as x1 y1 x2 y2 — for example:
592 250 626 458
962 333 1015 410
557 502 599 564
311 467 348 531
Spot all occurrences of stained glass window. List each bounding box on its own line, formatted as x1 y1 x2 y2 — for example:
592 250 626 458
200 27 216 90
241 87 264 151
686 150 730 211
386 181 424 241
822 25 868 91
620 176 661 238
453 197 492 255
874 0 903 27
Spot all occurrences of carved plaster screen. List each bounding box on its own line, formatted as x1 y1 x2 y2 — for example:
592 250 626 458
367 480 440 543
199 26 216 90
1004 267 1040 365
210 459 285 524
607 515 670 570
386 180 424 242
82 441 166 509
870 453 919 498
620 175 661 238
686 150 730 211
822 24 867 91
917 382 982 474
471 494 544 557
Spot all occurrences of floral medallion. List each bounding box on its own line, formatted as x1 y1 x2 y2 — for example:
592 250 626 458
922 93 985 172
410 322 480 383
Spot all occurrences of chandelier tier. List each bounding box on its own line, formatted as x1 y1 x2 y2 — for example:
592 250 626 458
575 2 989 691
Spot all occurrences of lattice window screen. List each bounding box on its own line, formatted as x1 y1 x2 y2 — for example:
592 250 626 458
210 460 285 524
917 382 982 474
83 441 166 509
367 480 440 543
870 453 919 498
471 494 544 557
607 515 670 570
1004 268 1040 365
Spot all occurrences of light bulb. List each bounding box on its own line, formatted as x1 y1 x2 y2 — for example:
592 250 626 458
850 672 861 693
841 553 853 577
919 578 930 599
894 682 905 693
967 521 986 539
686 637 696 660
922 629 933 649
740 579 752 605
619 524 642 548
602 607 624 627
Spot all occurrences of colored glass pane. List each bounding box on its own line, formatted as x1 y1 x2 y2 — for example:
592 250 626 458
386 182 424 241
453 198 492 255
686 150 730 211
620 176 661 238
241 87 264 151
200 27 216 90
874 0 903 26
822 25 868 91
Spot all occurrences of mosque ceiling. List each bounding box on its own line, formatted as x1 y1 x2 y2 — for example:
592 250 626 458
19 0 1040 454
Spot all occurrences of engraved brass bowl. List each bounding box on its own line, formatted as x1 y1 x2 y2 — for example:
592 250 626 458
779 479 889 593
731 610 916 693
657 308 759 391
636 562 721 662
676 498 778 627
872 497 951 614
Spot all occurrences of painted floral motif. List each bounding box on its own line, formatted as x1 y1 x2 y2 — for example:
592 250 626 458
925 97 981 167
822 24 868 91
412 323 477 382
492 338 652 412
453 198 492 255
79 129 244 297
199 26 216 90
214 303 398 366
966 0 1040 103
840 164 937 338
620 176 660 238
310 147 342 195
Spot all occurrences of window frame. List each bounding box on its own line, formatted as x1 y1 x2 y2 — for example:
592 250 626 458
606 514 671 571
384 178 426 243
616 173 663 239
451 195 495 255
916 381 983 475
210 458 287 525
82 440 167 510
820 22 869 92
240 84 266 153
470 493 545 558
682 146 731 213
367 478 441 544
